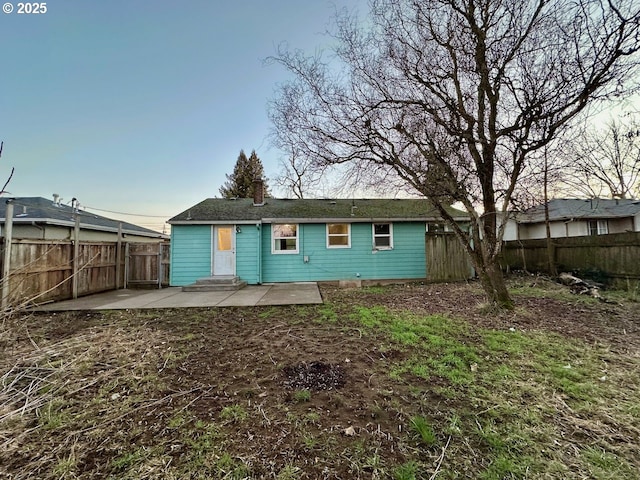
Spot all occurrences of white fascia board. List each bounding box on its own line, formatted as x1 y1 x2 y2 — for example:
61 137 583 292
6 217 166 239
169 220 260 225
171 217 470 225
260 217 470 223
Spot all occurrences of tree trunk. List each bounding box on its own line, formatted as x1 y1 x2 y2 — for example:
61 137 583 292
467 245 514 310
477 262 513 309
543 152 558 277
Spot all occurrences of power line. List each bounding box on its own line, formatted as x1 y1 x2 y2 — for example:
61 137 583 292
82 205 172 219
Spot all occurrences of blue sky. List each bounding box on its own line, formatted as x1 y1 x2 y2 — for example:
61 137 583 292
0 0 363 232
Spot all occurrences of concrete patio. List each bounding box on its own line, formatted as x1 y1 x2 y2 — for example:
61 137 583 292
32 283 323 311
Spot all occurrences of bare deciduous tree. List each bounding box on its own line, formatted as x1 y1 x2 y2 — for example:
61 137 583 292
562 116 640 199
274 149 324 199
269 0 640 308
0 141 15 196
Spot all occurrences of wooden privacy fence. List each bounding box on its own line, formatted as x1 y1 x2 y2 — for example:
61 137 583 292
126 242 171 288
0 239 170 307
425 233 474 282
501 232 640 284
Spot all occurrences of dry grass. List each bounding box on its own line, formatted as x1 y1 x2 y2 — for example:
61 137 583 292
1 278 639 479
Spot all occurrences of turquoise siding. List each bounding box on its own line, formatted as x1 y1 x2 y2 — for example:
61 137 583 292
261 222 426 283
170 225 212 286
170 222 427 285
235 225 261 284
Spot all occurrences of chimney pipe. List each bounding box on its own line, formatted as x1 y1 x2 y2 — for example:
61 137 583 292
253 178 264 206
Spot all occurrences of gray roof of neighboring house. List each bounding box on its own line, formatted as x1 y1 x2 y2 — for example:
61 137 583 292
519 198 640 223
0 197 168 238
169 198 469 224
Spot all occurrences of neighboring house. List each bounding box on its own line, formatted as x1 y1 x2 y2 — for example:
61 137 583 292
513 198 640 240
168 192 468 286
0 196 168 242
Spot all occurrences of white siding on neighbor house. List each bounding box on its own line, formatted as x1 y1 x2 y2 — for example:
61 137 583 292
501 218 519 241
518 217 637 239
520 221 569 239
567 222 588 237
7 224 163 242
608 217 634 234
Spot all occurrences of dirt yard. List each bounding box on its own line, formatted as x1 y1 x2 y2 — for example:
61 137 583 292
1 275 639 479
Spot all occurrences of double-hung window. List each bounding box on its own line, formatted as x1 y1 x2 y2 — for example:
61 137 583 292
327 223 351 248
588 220 608 236
373 223 393 249
272 224 298 253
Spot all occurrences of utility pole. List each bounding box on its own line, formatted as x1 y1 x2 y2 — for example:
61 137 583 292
2 199 14 309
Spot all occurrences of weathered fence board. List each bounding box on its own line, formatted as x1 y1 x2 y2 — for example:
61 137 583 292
126 242 170 287
0 239 170 306
425 233 474 282
501 232 640 284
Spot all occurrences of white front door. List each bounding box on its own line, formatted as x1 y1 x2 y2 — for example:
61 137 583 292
212 225 235 276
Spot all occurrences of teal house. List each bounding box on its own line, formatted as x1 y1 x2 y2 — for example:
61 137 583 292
168 190 468 287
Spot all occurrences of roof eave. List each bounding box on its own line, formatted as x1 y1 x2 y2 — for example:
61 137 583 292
3 217 167 239
171 216 470 224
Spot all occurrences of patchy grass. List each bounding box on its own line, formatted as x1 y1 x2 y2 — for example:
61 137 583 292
1 276 639 479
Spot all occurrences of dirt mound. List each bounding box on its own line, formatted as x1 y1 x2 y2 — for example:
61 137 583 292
282 360 346 391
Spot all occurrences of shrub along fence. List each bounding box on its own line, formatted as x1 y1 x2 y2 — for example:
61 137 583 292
0 238 170 308
501 231 640 287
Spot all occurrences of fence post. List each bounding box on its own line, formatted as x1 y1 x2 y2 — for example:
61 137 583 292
124 242 129 289
158 243 162 289
116 223 122 289
72 214 80 299
1 200 14 309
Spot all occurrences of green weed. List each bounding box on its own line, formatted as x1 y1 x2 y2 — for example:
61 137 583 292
277 463 302 479
220 404 248 423
53 454 77 478
110 447 147 472
258 307 279 318
480 453 532 480
318 304 338 323
39 399 72 430
292 389 311 403
409 415 437 446
393 461 419 480
214 452 253 479
168 412 189 429
302 432 317 449
582 446 638 479
363 286 387 294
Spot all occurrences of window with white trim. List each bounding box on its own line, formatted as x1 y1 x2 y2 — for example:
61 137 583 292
373 223 393 249
426 222 453 233
272 224 299 253
327 223 351 248
588 220 608 236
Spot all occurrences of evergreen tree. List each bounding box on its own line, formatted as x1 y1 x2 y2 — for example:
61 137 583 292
219 149 270 198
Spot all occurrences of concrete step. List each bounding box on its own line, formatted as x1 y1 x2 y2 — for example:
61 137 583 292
194 275 243 285
182 276 247 292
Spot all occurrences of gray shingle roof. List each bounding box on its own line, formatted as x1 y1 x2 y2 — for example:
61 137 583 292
0 197 167 238
169 198 468 224
520 198 640 223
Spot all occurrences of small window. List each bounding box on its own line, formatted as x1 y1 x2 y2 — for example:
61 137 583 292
427 223 451 233
589 220 608 236
216 227 232 251
272 224 298 253
327 223 351 248
373 223 393 249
